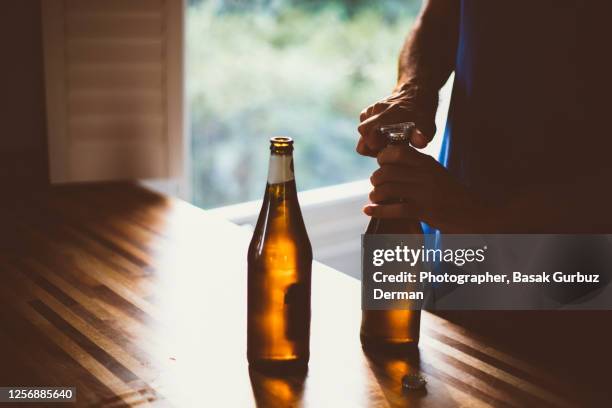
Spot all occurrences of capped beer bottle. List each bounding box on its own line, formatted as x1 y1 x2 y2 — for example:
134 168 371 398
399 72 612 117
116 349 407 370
247 137 312 369
361 122 422 350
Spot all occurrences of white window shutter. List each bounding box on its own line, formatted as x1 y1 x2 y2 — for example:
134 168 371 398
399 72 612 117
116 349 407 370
41 0 184 183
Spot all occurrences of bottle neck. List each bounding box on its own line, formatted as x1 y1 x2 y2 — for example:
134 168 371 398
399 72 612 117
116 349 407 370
267 152 294 185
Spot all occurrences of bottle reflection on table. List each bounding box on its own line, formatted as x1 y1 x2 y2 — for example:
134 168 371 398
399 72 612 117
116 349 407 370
248 365 307 408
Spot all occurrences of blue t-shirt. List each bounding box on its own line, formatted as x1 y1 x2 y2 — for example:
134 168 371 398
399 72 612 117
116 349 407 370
440 0 610 205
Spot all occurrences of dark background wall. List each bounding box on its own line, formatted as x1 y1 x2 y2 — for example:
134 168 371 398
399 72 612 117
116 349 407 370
0 0 48 187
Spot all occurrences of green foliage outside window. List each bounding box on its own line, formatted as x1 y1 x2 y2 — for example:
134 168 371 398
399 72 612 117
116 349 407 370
188 0 420 208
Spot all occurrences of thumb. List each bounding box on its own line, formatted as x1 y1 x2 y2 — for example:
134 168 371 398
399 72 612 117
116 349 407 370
410 129 430 148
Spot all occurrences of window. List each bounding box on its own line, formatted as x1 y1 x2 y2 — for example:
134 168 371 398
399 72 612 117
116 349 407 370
187 0 434 209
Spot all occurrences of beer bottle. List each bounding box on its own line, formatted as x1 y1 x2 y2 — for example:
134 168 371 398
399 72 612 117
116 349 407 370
247 137 312 369
361 122 422 350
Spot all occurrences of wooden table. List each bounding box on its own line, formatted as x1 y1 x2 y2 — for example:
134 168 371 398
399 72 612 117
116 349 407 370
0 183 609 407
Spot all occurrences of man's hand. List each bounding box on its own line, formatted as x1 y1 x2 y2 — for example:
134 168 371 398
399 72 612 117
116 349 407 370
356 0 458 157
363 144 478 232
356 87 436 157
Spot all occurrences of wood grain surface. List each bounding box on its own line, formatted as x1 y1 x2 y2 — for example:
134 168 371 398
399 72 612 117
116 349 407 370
0 183 609 407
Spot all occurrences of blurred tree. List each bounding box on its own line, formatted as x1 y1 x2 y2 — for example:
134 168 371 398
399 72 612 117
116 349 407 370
188 0 419 208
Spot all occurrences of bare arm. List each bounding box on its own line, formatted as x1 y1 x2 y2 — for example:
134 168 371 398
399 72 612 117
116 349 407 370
397 0 460 93
357 0 460 155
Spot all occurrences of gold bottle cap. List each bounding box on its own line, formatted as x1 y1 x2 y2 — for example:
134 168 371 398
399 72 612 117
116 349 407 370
270 136 294 154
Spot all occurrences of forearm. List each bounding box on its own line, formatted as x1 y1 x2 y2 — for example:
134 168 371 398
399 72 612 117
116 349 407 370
395 0 460 94
356 0 460 154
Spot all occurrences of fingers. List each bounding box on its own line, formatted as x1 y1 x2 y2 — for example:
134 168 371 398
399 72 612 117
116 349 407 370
363 202 421 219
370 165 423 186
356 94 436 156
357 109 392 154
359 102 388 122
393 104 435 148
377 144 435 167
368 180 431 204
369 183 410 203
358 102 415 155
410 129 430 148
356 137 378 157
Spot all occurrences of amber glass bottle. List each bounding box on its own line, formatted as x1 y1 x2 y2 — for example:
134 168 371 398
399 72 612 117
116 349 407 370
247 137 312 369
361 122 422 350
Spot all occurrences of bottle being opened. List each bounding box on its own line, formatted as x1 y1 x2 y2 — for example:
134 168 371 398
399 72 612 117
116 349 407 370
361 122 422 351
247 137 312 370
